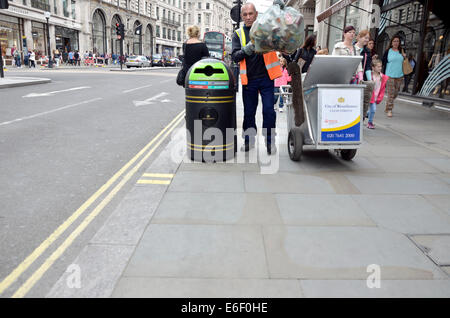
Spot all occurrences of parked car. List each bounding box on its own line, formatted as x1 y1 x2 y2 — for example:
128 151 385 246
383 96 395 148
151 54 164 67
171 58 182 67
125 55 151 68
164 57 176 67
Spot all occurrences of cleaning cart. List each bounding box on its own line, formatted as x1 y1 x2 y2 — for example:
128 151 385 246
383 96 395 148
279 55 365 161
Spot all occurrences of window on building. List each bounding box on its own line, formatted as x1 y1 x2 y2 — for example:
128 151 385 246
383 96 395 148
168 29 171 40
173 30 176 40
53 0 57 14
206 3 209 10
63 0 70 17
198 13 201 24
156 7 159 19
31 0 50 12
163 9 166 19
163 27 166 39
198 2 201 9
177 31 181 41
71 0 76 19
156 25 160 37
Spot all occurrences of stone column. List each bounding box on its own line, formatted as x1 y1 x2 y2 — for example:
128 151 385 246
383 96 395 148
23 19 33 53
49 24 57 53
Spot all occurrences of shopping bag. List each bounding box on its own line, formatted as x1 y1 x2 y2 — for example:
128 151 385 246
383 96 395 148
250 2 304 54
403 58 413 75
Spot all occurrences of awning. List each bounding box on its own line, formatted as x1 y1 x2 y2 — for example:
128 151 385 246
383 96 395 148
316 0 358 23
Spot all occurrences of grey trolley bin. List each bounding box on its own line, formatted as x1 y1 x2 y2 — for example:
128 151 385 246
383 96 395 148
280 55 365 161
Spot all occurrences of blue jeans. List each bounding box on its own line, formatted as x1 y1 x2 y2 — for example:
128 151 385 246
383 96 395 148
242 76 276 145
368 103 376 123
274 87 284 108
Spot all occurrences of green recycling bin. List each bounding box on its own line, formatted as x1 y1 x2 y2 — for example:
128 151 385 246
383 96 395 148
185 58 237 162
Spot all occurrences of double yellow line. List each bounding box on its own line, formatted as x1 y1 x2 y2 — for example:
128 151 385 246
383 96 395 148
0 110 185 298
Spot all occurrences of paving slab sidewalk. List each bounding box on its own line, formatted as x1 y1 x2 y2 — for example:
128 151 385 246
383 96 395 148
47 92 450 298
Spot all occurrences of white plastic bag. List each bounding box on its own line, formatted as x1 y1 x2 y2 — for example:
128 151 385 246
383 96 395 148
250 3 304 54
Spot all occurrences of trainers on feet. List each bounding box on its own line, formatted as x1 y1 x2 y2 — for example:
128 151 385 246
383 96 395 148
387 111 393 117
279 108 284 113
367 122 375 129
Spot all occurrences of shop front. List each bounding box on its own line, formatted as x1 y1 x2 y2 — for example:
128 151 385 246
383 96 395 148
31 21 47 57
55 25 79 54
0 13 23 65
162 45 174 57
378 0 449 100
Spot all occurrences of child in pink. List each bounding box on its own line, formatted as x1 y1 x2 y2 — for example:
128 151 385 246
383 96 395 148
368 60 389 129
274 57 291 113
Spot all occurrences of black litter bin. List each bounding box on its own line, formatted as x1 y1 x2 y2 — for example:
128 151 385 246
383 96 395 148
185 59 237 162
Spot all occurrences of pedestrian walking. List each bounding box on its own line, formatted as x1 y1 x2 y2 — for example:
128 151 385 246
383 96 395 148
14 50 21 68
177 25 210 87
74 51 80 66
68 51 74 65
332 26 363 84
274 56 291 113
232 2 282 154
402 54 416 93
355 30 372 81
367 59 389 129
293 34 317 73
382 35 406 117
29 50 36 68
355 30 375 121
367 38 378 60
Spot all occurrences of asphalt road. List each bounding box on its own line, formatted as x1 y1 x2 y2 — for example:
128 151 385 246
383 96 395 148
0 68 185 297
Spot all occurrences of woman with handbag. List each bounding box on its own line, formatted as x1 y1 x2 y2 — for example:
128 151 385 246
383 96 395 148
381 35 407 117
176 25 209 87
293 35 317 74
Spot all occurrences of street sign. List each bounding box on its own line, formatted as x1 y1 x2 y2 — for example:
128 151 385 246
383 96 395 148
316 0 357 23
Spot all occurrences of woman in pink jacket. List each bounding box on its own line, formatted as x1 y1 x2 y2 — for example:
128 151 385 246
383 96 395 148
274 57 291 112
368 59 389 129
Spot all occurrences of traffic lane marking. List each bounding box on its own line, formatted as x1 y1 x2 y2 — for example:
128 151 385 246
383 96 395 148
123 84 153 93
0 98 102 127
11 112 185 298
0 110 185 296
22 86 91 98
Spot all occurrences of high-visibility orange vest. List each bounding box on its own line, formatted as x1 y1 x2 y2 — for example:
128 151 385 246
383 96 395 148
235 27 282 85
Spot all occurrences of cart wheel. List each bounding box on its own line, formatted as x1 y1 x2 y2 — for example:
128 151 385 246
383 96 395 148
341 149 357 161
288 128 303 161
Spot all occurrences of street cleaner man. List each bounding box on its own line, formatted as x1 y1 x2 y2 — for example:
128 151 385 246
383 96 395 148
231 2 282 155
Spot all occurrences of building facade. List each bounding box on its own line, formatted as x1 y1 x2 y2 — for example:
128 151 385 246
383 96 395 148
154 0 183 57
182 0 233 42
0 0 82 64
86 0 157 57
286 0 316 40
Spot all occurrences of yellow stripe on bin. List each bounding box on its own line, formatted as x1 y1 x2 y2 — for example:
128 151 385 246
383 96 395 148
186 95 234 99
188 146 234 152
188 142 234 149
186 99 234 104
321 116 361 132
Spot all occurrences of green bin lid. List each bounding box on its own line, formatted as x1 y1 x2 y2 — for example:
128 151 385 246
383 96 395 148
188 59 230 82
